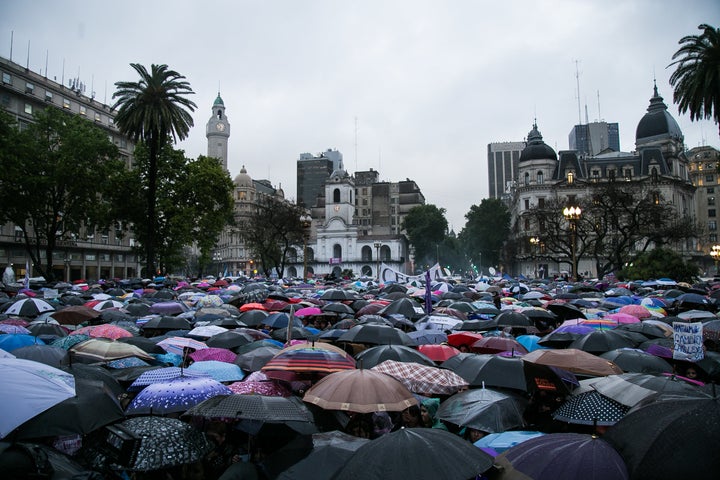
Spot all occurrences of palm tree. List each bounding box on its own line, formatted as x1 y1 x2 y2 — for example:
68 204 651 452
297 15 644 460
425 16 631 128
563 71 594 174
668 24 720 136
112 64 197 276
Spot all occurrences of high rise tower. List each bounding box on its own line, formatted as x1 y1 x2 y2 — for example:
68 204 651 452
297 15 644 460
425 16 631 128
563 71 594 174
206 93 230 171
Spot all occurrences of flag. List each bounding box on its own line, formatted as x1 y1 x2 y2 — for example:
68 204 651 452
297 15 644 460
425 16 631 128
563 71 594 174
23 260 30 289
424 269 433 314
286 305 295 346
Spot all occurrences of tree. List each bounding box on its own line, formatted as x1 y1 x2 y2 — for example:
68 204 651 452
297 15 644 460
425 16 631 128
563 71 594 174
669 24 720 136
401 204 448 268
524 183 700 279
617 248 699 283
116 144 234 276
0 108 124 280
459 198 510 273
112 63 197 277
243 195 308 278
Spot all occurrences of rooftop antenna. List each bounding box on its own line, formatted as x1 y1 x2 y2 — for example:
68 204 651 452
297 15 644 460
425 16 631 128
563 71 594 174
597 90 602 121
584 101 589 124
44 50 48 78
26 40 30 70
354 116 358 172
9 31 13 62
91 74 95 100
574 59 582 125
61 58 65 86
104 80 107 105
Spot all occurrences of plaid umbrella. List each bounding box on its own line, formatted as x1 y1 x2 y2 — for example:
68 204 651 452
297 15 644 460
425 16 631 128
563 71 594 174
371 359 468 396
553 390 629 426
125 376 232 415
189 347 237 363
111 416 212 472
156 336 208 356
186 360 245 382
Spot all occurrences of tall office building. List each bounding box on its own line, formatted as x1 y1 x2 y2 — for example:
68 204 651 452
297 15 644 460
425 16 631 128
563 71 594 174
487 142 525 199
296 148 343 208
568 121 620 156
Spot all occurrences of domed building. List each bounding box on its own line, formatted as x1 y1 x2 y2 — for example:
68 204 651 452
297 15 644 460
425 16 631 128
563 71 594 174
509 83 696 279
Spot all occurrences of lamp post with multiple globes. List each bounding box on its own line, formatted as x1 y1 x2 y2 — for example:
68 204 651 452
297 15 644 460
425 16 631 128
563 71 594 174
562 206 582 281
711 245 720 275
529 236 540 278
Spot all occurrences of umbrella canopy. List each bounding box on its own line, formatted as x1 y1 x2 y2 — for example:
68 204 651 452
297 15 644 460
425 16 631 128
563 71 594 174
276 431 369 480
188 347 237 363
156 336 208 356
588 372 711 407
205 330 257 350
0 334 45 352
436 387 528 433
68 338 154 363
371 359 469 396
337 324 417 346
417 343 461 362
495 433 628 480
355 344 435 368
183 393 315 434
604 397 720 480
0 358 76 438
568 329 639 354
234 343 282 372
377 297 426 320
473 430 546 454
72 324 133 340
125 376 232 415
11 344 69 367
2 298 56 317
26 322 68 340
442 353 569 393
522 349 623 377
49 305 100 325
334 427 494 480
13 377 125 439
599 348 673 374
141 315 192 331
553 390 630 426
228 375 292 397
187 325 229 339
111 416 212 472
185 360 245 382
303 368 417 413
494 310 534 328
537 325 595 348
128 366 210 392
262 345 356 376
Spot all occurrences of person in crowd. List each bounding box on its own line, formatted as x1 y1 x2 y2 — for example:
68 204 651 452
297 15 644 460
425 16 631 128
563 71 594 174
420 398 448 430
400 405 423 428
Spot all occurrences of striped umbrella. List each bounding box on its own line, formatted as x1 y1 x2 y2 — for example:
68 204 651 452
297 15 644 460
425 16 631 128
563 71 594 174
262 345 356 375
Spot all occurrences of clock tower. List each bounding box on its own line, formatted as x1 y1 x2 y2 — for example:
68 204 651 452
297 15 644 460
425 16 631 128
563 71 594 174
206 92 230 171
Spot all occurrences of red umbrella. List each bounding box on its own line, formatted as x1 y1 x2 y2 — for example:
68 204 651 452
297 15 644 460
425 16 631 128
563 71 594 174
418 344 461 362
471 337 528 355
72 324 133 340
447 332 484 349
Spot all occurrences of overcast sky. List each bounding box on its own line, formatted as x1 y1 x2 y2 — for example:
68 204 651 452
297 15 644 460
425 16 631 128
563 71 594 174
3 1 719 230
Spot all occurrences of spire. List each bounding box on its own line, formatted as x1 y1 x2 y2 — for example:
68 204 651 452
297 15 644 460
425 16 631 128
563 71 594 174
213 92 224 106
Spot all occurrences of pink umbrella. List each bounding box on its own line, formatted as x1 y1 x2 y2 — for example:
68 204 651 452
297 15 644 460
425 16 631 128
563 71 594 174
72 324 133 340
294 307 323 317
228 372 292 397
604 313 640 324
618 305 653 319
189 347 237 364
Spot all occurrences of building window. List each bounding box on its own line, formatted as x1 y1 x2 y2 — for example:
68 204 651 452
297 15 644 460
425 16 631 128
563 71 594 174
537 171 544 185
709 197 716 206
1 72 10 84
538 198 545 208
25 82 34 94
708 187 715 194
45 91 53 102
24 103 32 114
709 221 717 232
94 112 101 122
624 169 632 180
706 174 715 183
592 170 600 181
709 209 717 218
333 188 340 203
651 167 658 183
567 172 574 184
79 106 87 116
524 218 530 230
524 172 530 186
63 98 71 109
608 169 616 181
524 199 530 210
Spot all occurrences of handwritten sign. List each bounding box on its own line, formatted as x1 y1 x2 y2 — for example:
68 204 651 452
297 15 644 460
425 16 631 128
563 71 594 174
673 322 704 362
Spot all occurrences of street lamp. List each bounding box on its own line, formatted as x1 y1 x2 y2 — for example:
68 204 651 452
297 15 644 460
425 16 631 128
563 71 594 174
300 213 312 280
711 245 720 275
529 236 540 278
212 252 222 278
64 257 72 283
374 242 382 282
562 206 582 281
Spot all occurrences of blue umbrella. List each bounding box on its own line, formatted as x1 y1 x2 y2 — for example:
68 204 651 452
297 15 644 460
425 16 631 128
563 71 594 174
128 366 211 392
107 356 151 369
125 376 232 415
153 352 183 366
186 360 245 382
0 334 45 352
263 312 303 329
474 431 546 453
516 335 548 352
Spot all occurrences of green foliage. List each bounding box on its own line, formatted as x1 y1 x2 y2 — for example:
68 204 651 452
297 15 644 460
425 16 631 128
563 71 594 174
0 107 124 280
617 248 699 283
459 198 510 270
401 204 448 266
120 145 234 275
112 63 197 276
243 196 309 278
669 24 720 135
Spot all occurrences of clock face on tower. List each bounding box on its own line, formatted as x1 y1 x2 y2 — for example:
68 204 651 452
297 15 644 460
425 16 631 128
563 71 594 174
334 205 340 212
216 122 225 132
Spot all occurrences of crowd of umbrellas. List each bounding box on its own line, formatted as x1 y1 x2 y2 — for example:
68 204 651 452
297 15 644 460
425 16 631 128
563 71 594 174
0 274 719 479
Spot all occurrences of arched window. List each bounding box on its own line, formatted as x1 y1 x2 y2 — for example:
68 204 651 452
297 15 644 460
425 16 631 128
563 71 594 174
287 248 298 263
361 245 373 262
380 245 391 261
217 109 223 119
361 265 372 276
333 244 342 260
567 171 574 184
333 188 341 203
651 167 659 184
306 247 314 262
524 172 530 186
537 171 544 185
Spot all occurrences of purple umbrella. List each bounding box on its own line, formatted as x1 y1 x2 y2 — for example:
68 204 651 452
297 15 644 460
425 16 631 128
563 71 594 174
128 366 211 392
125 376 231 415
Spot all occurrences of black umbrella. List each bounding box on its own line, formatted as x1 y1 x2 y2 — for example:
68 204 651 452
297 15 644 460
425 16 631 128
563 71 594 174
615 321 670 339
141 315 192 332
26 321 68 340
553 390 630 426
320 289 359 301
354 344 435 368
322 303 355 315
441 353 568 393
604 397 720 480
124 302 151 317
337 324 417 346
568 329 639 354
333 427 494 480
234 342 283 371
546 302 586 321
11 344 69 367
599 348 673 374
271 327 314 341
62 363 126 398
494 310 533 328
356 314 393 326
590 372 712 407
436 387 528 433
14 378 125 439
277 431 369 480
117 336 166 354
238 309 270 327
205 330 256 350
377 297 426 321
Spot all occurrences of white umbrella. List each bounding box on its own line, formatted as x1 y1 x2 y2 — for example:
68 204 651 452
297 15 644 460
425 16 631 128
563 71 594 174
2 297 56 317
0 358 76 438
